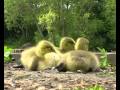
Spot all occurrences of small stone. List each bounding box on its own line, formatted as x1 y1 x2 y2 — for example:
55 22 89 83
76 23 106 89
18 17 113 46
37 86 46 90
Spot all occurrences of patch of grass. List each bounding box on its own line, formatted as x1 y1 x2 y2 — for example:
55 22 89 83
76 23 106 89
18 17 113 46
97 47 110 69
73 84 105 90
4 46 13 63
86 84 105 90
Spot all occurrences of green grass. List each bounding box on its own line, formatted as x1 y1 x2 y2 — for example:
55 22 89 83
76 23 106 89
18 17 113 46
97 47 110 69
4 46 13 63
73 84 105 90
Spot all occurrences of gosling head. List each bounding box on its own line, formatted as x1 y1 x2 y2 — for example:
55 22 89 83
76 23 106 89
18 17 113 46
60 37 75 52
35 40 56 57
75 37 89 50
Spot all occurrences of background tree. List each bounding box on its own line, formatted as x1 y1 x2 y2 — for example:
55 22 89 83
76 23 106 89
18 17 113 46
4 0 116 51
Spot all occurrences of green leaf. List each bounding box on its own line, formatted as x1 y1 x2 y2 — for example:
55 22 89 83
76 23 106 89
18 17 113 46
100 56 106 59
4 46 12 63
4 51 11 57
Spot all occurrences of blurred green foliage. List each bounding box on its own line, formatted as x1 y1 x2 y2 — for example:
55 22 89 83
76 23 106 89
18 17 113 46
4 0 116 51
4 46 13 63
73 84 105 90
97 47 110 69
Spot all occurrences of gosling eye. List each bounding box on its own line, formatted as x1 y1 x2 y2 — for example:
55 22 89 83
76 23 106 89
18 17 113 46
50 48 54 51
68 41 74 44
48 47 51 50
47 47 53 51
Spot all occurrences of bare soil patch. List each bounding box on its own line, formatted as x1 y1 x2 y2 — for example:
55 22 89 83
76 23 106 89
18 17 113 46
4 62 116 90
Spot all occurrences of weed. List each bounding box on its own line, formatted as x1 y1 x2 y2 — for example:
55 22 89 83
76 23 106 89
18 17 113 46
4 46 13 63
97 47 110 69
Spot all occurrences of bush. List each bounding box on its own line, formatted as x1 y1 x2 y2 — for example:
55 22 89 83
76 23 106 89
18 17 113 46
4 46 13 63
97 47 110 69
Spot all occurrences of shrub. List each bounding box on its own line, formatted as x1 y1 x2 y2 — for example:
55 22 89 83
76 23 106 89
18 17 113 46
97 47 110 69
4 46 13 63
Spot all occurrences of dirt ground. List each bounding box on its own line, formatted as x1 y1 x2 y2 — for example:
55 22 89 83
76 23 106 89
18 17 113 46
4 61 116 90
